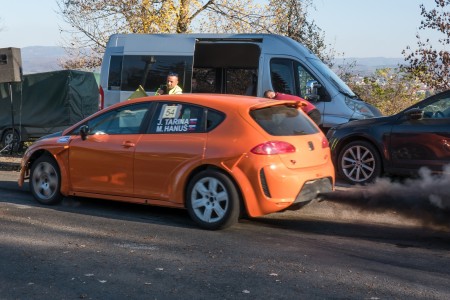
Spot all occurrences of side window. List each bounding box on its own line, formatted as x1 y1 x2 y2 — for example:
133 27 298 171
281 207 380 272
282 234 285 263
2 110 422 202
108 56 123 90
206 109 225 131
120 55 193 92
422 97 450 119
270 59 296 95
74 103 150 135
193 68 217 93
295 63 316 97
150 102 205 134
270 58 329 100
226 69 257 96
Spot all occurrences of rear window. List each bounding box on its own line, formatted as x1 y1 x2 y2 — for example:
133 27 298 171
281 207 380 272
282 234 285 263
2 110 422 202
250 105 319 136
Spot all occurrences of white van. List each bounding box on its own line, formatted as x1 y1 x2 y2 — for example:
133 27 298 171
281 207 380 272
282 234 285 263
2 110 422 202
99 33 381 130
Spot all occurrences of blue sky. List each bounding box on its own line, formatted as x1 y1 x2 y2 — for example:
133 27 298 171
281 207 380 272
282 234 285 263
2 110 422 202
0 0 441 58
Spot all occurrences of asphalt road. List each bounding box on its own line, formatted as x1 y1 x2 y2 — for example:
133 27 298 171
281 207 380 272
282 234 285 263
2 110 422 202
1 170 449 299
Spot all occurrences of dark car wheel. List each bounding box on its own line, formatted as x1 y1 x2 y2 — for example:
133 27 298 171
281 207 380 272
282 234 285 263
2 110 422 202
1 129 19 149
186 170 240 230
30 155 63 205
338 141 382 185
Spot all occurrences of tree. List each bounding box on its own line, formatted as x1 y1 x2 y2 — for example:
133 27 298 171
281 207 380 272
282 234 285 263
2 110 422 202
346 68 425 116
57 0 336 70
402 0 450 91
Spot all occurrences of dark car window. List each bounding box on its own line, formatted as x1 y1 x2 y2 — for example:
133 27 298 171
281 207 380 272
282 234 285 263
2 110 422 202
250 105 319 136
149 102 205 133
71 103 150 135
206 109 225 131
421 97 450 119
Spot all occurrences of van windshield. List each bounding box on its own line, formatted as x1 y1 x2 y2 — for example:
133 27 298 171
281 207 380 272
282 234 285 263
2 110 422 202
307 57 356 98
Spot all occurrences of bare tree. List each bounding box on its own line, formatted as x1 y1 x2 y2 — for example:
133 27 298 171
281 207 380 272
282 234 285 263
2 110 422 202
402 0 450 91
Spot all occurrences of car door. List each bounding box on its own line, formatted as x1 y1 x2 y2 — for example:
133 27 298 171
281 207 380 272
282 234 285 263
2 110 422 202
133 102 207 201
389 94 450 172
68 103 151 196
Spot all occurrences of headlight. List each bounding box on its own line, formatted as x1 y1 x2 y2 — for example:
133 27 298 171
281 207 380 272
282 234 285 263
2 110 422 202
344 98 375 117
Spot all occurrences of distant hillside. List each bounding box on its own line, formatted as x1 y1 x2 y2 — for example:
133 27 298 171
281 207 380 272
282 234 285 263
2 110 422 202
19 46 405 76
332 57 405 76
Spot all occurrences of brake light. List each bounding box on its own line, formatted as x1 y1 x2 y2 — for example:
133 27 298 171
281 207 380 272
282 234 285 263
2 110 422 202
99 85 105 110
251 141 296 155
322 137 329 148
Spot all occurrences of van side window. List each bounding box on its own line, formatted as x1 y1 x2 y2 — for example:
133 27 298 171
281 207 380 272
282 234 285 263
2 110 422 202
108 56 123 90
270 58 329 101
118 55 193 93
270 59 296 95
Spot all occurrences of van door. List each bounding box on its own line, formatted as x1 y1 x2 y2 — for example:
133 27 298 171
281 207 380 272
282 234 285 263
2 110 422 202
101 36 196 108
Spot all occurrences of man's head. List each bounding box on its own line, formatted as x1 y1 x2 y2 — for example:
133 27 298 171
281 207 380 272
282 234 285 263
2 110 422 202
264 90 276 99
167 73 179 90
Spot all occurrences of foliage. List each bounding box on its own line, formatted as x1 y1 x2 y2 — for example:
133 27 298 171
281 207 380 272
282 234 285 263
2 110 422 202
57 0 337 70
345 68 426 116
402 0 450 91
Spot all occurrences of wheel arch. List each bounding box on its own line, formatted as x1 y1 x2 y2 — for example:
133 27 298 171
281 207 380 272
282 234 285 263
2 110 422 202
335 135 386 173
25 149 70 195
183 164 248 218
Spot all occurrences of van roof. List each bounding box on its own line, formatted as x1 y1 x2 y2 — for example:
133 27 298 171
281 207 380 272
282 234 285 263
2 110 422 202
106 33 314 58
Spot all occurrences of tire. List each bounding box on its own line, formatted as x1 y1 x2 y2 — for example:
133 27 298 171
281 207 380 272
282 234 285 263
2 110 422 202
186 170 240 230
30 155 63 205
337 140 382 185
1 129 19 149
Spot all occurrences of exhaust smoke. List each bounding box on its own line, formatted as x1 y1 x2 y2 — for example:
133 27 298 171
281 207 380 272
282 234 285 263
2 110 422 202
319 165 450 229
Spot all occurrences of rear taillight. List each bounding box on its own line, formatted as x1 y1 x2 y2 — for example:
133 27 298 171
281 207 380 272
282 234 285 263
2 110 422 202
99 85 105 110
322 137 329 148
251 141 296 155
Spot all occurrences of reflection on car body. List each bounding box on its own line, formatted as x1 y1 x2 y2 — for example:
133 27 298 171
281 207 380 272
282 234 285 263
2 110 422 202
327 90 450 185
19 94 335 230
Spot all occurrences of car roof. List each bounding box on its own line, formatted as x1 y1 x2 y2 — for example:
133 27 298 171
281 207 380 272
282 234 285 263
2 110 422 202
113 93 296 113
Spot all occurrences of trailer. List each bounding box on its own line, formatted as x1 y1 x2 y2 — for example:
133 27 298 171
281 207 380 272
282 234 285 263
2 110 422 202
0 70 98 149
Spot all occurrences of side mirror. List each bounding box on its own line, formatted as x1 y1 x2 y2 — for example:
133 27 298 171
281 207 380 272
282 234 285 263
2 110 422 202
404 108 423 120
305 80 322 102
79 125 90 141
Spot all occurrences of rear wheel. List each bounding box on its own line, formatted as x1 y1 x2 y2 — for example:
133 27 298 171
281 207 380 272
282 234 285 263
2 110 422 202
1 129 19 150
30 155 63 205
186 170 240 230
338 141 382 185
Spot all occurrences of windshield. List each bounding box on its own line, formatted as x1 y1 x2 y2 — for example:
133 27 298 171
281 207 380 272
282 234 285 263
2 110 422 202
307 57 356 98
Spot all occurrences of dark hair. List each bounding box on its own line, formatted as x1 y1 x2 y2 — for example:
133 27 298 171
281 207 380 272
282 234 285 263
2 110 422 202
264 90 274 98
168 72 179 78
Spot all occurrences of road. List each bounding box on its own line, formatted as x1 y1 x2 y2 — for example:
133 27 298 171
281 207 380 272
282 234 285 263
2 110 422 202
0 170 449 299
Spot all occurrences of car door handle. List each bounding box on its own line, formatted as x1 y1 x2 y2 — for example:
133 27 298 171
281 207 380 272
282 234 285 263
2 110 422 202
122 141 136 148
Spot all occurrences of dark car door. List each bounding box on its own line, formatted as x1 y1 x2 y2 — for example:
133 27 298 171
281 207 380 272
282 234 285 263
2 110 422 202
389 94 450 172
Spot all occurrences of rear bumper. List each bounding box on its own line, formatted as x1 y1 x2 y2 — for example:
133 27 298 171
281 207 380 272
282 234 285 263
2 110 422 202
286 177 333 210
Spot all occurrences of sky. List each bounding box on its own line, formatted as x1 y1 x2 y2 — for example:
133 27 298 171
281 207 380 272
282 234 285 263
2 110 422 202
0 0 443 58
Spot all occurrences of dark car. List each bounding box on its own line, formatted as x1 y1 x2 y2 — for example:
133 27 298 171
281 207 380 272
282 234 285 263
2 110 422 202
326 90 450 184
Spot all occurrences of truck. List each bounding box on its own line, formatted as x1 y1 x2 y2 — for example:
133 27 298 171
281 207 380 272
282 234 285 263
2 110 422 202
0 70 99 150
99 33 381 131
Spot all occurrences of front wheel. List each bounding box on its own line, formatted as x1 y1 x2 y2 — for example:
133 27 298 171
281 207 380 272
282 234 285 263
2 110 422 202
337 141 382 185
186 170 240 230
30 155 63 205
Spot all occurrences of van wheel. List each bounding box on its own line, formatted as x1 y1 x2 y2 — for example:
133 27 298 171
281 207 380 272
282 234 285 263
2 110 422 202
337 141 382 185
1 129 19 149
30 155 63 205
186 170 240 230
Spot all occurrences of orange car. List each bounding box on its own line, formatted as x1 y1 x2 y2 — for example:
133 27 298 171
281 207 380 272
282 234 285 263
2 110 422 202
18 94 334 229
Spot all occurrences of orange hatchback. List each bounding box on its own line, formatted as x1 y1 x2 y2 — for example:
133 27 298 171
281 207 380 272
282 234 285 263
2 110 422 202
19 94 334 229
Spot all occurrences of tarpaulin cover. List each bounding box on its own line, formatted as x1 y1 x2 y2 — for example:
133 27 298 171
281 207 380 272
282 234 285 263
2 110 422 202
0 70 98 139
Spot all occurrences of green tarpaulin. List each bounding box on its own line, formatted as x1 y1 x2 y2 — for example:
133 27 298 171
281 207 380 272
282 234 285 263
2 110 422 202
0 70 99 144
